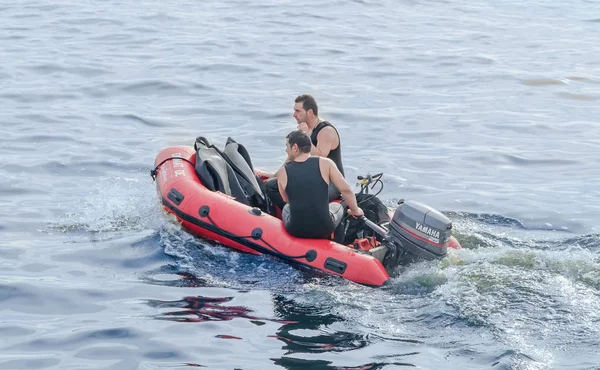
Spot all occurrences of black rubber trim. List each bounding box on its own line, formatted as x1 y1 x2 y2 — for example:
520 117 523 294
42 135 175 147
324 257 347 274
251 228 263 240
155 185 391 284
167 188 184 206
248 207 263 216
199 205 210 218
160 192 388 287
159 189 304 265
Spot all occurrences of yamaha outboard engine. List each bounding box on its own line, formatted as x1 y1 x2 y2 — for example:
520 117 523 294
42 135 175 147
384 200 452 265
350 172 454 268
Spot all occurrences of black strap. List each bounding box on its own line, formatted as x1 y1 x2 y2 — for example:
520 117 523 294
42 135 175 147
150 157 195 181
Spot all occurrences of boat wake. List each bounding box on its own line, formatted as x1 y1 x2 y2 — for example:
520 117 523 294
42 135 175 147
48 173 600 369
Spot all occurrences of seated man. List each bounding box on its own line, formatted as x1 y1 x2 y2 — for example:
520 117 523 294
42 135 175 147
276 130 363 239
260 94 345 210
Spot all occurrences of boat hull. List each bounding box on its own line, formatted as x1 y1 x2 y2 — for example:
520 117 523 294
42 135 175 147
154 145 391 286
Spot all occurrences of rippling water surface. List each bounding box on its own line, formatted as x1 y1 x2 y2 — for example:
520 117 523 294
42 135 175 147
2 0 600 369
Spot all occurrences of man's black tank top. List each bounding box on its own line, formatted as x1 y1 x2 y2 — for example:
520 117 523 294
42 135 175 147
284 157 334 238
310 121 344 176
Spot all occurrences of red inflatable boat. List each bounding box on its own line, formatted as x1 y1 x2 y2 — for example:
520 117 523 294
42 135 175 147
152 139 460 287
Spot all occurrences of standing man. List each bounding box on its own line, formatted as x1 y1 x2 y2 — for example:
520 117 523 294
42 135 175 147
261 94 345 210
277 130 362 239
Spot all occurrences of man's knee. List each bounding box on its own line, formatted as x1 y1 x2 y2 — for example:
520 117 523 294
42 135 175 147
329 202 343 228
282 204 291 226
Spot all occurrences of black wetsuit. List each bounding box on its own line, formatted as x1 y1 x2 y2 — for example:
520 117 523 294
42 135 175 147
266 120 344 210
282 157 334 238
310 121 344 176
311 121 344 200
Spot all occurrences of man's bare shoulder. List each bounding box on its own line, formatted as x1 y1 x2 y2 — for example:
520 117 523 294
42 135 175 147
317 125 337 137
318 156 335 166
276 166 287 177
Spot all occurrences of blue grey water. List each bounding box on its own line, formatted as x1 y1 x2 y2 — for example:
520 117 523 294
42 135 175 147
1 0 599 368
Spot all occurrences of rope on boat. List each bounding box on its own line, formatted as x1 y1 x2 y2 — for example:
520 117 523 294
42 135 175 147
150 157 195 181
204 213 311 260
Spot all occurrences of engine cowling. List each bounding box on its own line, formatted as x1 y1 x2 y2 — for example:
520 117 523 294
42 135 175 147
386 200 453 263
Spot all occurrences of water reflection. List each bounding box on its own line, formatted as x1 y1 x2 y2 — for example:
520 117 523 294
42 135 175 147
269 295 416 369
147 295 259 323
272 357 414 370
270 295 367 353
143 286 418 368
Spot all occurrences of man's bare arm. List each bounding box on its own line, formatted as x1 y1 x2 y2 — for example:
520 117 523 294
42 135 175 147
310 126 337 158
276 167 289 204
326 159 363 217
256 157 292 179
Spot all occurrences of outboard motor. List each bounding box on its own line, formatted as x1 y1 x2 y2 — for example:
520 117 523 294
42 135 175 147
349 172 455 269
386 200 452 264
